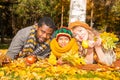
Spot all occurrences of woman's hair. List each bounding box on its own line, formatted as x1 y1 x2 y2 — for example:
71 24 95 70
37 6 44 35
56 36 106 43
87 28 100 41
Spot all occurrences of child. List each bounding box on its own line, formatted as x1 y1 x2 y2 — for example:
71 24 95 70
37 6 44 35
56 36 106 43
48 27 84 65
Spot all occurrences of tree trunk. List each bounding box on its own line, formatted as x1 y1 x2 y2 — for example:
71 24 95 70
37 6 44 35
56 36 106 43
69 0 86 24
61 2 64 28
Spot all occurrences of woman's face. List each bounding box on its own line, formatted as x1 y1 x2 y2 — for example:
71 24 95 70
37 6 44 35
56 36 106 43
72 26 88 42
57 36 70 47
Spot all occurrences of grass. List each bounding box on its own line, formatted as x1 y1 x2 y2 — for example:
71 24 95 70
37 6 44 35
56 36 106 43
0 38 12 49
0 44 9 49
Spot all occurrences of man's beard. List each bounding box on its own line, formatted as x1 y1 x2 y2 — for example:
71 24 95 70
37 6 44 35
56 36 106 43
36 34 46 44
37 37 47 44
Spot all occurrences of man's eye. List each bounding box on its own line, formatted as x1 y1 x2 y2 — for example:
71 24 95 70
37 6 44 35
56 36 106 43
47 34 51 37
41 30 45 33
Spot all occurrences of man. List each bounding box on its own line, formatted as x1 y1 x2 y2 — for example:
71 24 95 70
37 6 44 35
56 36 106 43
6 17 57 59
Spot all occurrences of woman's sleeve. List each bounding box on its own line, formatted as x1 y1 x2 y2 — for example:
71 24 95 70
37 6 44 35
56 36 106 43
95 46 116 66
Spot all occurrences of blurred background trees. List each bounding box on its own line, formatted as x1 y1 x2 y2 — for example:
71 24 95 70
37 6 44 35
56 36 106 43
0 0 120 43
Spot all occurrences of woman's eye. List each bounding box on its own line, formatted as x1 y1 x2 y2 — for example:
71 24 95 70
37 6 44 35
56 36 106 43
78 30 82 32
73 34 77 37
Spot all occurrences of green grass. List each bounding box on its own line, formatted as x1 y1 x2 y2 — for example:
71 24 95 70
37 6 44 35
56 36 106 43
0 44 9 49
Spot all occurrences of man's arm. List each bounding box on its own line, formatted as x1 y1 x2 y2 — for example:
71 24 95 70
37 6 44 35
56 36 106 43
6 27 31 59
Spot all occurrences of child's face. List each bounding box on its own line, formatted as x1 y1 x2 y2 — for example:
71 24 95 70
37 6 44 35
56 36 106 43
58 36 70 47
72 26 88 42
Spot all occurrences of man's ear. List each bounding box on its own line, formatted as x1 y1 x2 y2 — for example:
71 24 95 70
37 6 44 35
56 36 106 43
34 24 38 30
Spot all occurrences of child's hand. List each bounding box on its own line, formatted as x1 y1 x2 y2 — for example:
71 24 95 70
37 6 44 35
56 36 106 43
57 58 64 65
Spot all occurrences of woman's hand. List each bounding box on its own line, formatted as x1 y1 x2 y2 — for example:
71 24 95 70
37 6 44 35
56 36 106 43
88 40 95 48
94 37 102 47
82 40 95 49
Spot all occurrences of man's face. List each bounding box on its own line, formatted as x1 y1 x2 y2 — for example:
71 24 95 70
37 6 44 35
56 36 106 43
36 25 53 43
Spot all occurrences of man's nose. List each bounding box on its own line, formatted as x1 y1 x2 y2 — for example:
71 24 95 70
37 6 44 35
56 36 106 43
42 33 47 38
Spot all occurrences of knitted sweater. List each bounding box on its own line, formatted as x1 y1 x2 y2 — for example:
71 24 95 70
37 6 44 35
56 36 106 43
7 26 51 59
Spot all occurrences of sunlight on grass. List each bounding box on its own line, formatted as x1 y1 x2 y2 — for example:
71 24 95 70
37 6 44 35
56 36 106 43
0 44 9 49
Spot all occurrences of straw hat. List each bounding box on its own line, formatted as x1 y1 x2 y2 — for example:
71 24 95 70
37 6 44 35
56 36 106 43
69 21 92 30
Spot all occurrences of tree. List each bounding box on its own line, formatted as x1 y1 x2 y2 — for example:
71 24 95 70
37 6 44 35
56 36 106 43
0 0 18 43
86 0 118 32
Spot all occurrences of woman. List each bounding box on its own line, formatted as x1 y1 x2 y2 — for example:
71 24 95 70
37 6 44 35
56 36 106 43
69 21 116 66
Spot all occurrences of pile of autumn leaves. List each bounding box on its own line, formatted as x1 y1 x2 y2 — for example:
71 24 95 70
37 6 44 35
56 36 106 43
0 47 120 79
0 57 120 80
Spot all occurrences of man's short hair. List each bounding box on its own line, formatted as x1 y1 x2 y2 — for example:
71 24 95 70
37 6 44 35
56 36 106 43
38 17 56 30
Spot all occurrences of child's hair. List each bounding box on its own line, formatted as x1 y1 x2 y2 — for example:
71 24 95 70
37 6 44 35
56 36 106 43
54 27 73 41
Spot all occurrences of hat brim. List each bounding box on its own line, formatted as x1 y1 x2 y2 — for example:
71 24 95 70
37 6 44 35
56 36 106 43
56 33 71 41
69 21 92 30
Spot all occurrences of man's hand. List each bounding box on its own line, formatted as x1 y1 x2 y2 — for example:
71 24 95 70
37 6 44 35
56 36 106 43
2 57 11 64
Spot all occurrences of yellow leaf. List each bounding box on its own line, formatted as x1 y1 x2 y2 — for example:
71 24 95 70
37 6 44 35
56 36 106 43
0 71 4 76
